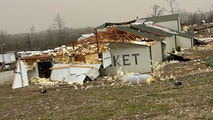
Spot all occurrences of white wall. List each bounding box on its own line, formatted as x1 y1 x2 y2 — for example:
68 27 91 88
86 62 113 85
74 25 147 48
102 43 152 75
157 20 180 32
176 36 193 48
164 36 176 54
150 42 163 63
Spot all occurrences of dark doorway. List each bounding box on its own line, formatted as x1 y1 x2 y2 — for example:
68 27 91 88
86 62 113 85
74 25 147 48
37 61 52 78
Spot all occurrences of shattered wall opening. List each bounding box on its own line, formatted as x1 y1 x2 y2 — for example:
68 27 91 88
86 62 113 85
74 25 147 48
38 61 52 78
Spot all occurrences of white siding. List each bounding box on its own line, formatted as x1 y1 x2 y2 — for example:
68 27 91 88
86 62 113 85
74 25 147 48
103 43 152 75
176 36 193 48
151 42 163 63
12 60 29 89
102 51 112 68
164 36 176 54
157 20 180 32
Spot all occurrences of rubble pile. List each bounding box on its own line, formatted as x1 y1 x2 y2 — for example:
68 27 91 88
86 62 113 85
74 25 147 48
155 46 213 80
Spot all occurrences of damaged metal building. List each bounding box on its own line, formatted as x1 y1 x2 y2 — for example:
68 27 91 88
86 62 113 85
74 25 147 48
12 14 194 89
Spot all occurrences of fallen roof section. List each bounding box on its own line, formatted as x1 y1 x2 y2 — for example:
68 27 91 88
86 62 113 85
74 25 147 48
177 32 194 38
132 24 174 37
115 26 164 41
95 19 137 29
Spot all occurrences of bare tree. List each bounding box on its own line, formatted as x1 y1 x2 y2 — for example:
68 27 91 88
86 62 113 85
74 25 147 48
151 4 165 17
198 9 207 23
189 13 200 25
46 27 57 48
0 30 8 54
30 26 35 37
166 0 180 14
53 14 65 33
53 14 66 46
27 26 35 50
207 4 213 22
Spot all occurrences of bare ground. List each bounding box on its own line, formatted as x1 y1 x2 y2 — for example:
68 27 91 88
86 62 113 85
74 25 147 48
0 44 213 120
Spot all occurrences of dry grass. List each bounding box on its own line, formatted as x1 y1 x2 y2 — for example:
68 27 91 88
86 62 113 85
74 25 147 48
0 72 213 120
0 44 213 120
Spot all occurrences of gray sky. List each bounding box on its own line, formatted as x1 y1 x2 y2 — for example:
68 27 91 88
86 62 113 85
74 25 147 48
0 0 212 34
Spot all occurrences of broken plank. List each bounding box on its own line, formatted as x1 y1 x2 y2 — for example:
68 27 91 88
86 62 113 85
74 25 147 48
50 65 94 70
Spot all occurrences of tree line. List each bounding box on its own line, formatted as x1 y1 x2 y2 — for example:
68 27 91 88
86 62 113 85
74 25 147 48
150 0 213 25
0 14 93 53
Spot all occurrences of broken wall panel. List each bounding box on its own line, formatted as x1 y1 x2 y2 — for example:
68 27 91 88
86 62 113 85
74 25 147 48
12 60 29 89
102 51 112 68
50 64 70 82
50 64 101 84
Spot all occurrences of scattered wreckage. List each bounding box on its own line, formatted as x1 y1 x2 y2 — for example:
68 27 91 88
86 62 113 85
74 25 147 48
12 44 154 89
12 14 198 89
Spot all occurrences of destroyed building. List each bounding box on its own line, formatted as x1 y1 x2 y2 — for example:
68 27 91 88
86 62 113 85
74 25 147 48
12 14 195 89
193 23 213 44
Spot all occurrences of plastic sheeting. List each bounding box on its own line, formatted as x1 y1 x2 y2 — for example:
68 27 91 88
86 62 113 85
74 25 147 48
122 73 154 84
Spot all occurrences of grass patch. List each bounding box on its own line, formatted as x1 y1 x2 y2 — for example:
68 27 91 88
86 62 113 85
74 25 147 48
124 103 169 114
147 92 179 98
0 72 213 119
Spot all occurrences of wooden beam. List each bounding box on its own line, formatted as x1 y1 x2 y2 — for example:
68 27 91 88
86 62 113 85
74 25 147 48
50 65 94 70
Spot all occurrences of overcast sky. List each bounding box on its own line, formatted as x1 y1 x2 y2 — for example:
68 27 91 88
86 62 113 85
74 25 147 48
0 0 212 34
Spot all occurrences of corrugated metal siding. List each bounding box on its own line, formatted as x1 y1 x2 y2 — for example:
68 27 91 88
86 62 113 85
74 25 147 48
151 42 163 63
176 36 193 48
103 43 152 75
